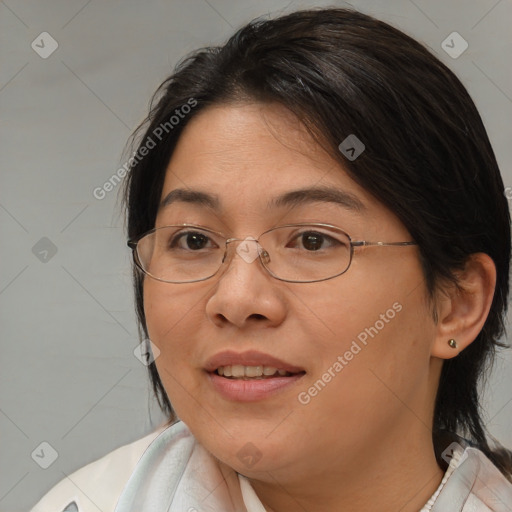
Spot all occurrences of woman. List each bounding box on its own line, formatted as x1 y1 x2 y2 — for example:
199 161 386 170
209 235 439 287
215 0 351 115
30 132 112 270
32 7 512 512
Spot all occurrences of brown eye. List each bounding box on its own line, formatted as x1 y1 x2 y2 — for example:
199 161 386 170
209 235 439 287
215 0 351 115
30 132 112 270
170 231 214 251
302 232 324 251
290 231 341 251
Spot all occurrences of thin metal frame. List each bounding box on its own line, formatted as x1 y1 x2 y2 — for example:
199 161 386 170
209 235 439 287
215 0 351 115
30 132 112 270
127 223 418 284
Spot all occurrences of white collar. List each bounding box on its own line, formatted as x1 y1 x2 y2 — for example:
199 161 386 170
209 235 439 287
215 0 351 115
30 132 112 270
238 474 267 512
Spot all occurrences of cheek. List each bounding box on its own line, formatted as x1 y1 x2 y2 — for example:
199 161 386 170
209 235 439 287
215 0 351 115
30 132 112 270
143 281 203 384
292 299 435 451
299 262 435 400
143 279 201 341
143 281 212 424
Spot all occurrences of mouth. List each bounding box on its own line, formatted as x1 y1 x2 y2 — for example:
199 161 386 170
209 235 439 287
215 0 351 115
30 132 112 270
205 351 306 402
215 365 300 379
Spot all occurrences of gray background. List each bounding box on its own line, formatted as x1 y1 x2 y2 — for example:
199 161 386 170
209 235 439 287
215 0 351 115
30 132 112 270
1 0 511 510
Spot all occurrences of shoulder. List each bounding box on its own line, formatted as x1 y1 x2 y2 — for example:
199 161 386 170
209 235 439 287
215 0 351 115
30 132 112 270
464 447 512 511
433 445 512 511
29 423 171 512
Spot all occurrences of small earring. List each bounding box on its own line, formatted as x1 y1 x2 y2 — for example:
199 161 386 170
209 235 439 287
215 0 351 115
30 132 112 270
448 339 458 349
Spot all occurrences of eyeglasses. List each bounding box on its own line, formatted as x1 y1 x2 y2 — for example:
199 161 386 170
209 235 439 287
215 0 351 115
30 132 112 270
127 223 417 284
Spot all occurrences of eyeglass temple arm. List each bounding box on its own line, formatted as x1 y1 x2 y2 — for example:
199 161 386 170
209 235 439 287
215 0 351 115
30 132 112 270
351 241 418 247
125 239 417 249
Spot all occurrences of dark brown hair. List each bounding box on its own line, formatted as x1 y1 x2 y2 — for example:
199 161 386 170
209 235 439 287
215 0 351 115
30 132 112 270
122 8 512 478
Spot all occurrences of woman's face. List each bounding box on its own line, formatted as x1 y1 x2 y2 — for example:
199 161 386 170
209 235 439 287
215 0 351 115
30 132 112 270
144 103 439 482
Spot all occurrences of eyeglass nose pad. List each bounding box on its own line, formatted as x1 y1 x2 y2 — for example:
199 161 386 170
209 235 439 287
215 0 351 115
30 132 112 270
260 248 270 264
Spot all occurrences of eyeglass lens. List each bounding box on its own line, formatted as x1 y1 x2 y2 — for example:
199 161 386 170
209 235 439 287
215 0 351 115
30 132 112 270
134 225 352 283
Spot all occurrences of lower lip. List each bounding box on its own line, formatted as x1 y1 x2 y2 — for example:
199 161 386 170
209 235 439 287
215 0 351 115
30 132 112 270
207 372 305 402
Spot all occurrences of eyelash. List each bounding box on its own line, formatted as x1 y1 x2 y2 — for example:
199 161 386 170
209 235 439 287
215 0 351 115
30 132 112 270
169 229 344 252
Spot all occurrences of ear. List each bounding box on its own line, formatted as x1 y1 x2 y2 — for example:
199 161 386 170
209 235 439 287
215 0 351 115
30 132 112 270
431 253 496 359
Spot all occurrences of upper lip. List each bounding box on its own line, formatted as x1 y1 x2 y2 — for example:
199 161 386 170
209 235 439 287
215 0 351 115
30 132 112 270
204 350 305 373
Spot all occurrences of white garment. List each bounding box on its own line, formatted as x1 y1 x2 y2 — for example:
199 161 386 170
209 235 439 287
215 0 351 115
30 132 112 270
420 445 463 511
30 426 166 512
31 421 512 512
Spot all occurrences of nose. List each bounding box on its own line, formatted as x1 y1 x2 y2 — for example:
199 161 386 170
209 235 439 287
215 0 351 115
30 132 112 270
205 238 286 329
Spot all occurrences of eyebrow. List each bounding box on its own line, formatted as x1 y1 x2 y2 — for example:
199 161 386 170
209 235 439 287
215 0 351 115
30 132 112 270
159 186 366 213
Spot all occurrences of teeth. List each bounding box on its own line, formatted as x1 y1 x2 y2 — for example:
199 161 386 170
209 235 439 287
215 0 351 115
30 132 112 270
245 365 263 378
215 365 292 379
231 365 245 378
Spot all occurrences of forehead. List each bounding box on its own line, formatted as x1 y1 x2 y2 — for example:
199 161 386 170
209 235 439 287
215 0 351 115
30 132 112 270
161 103 369 205
154 103 412 239
156 103 408 240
